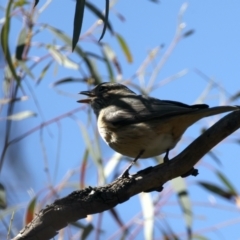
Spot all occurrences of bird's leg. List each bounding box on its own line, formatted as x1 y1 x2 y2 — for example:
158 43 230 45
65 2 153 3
163 149 170 163
119 150 145 178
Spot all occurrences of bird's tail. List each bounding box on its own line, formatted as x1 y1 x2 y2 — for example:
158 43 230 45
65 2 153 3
184 105 239 126
193 105 239 118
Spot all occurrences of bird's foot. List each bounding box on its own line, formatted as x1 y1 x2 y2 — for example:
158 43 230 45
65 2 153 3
163 149 170 163
118 150 145 179
181 167 199 178
118 163 134 179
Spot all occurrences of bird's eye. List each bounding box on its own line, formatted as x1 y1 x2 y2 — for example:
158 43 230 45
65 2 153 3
98 86 106 92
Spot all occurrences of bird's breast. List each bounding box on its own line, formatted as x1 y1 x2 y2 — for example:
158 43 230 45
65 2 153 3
97 117 179 158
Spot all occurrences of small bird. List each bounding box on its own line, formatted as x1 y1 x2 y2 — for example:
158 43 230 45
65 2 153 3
78 82 238 175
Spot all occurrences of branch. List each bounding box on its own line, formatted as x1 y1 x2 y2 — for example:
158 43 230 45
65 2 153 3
13 110 240 240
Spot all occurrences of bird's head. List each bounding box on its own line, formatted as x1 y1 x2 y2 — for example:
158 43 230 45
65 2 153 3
78 82 135 116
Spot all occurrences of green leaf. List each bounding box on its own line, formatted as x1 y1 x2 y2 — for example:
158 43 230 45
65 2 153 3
36 61 52 85
72 0 85 51
18 61 35 79
6 111 37 121
229 91 240 102
15 27 27 60
77 121 105 184
101 47 114 82
85 1 113 34
183 29 195 38
0 96 28 104
115 33 133 63
13 0 30 8
99 0 110 41
198 181 235 200
192 235 209 240
46 25 101 83
34 0 39 7
102 43 122 75
102 43 122 76
52 77 85 86
85 51 106 61
216 171 237 195
81 223 94 240
47 46 79 70
1 0 20 85
25 197 37 224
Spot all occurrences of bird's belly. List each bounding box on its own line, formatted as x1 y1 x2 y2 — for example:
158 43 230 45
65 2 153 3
98 122 178 159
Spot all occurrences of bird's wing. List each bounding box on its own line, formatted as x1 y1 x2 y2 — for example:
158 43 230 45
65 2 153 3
103 95 209 126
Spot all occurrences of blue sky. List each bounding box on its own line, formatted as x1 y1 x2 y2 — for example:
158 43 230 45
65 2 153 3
1 0 240 239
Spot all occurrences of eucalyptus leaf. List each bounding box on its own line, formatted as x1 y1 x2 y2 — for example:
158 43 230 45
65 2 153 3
48 46 79 70
1 0 20 84
171 177 192 239
72 0 85 51
99 0 110 41
6 111 37 121
115 33 133 63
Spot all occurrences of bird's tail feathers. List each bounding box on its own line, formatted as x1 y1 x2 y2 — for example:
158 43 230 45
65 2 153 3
191 105 239 120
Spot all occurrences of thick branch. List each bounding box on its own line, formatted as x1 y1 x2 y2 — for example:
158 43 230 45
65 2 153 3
13 111 240 240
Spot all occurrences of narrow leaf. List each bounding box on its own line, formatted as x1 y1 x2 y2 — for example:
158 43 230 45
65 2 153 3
102 44 122 75
48 46 79 69
36 61 52 85
216 171 237 195
1 0 20 84
6 111 36 121
18 61 35 79
85 1 113 34
81 223 94 240
80 149 89 189
0 183 7 209
101 47 115 82
46 25 101 83
183 29 195 38
198 181 234 200
110 208 125 229
171 177 192 239
25 197 37 224
229 91 240 102
99 0 110 41
115 33 133 63
13 0 30 8
72 0 85 51
34 0 39 7
77 121 105 184
15 27 27 60
52 77 85 86
0 96 28 104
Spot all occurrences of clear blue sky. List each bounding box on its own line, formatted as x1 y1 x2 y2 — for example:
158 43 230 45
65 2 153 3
1 0 240 239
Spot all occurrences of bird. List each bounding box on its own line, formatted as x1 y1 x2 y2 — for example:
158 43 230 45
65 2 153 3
78 82 238 176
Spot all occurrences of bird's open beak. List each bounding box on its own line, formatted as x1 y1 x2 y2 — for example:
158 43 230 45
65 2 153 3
77 90 95 103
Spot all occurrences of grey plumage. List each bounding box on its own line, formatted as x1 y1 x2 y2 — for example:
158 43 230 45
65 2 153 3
78 82 238 159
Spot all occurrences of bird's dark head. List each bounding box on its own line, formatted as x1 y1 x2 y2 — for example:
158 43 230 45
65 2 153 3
78 82 135 115
78 82 134 103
